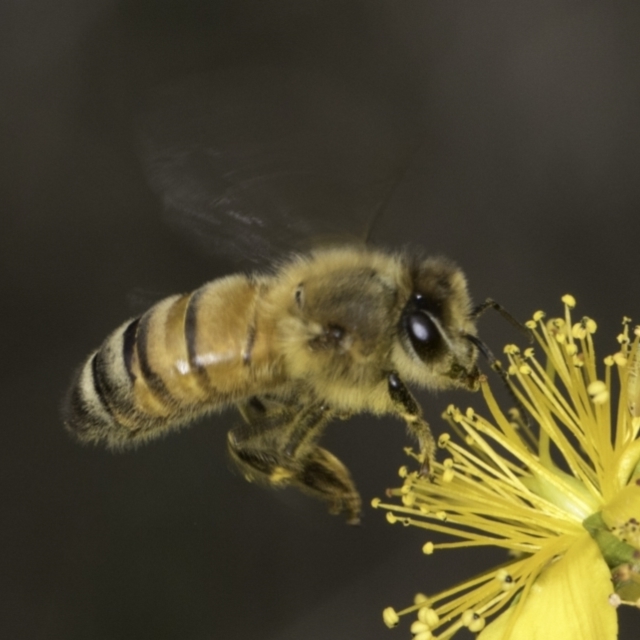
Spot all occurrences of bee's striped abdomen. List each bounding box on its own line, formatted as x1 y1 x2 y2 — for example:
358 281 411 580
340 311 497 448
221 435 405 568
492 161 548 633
64 274 268 449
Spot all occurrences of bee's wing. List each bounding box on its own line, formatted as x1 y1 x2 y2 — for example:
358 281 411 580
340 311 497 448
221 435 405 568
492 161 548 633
137 65 421 266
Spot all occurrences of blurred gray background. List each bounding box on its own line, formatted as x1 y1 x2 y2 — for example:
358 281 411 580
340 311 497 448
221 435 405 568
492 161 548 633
2 1 639 638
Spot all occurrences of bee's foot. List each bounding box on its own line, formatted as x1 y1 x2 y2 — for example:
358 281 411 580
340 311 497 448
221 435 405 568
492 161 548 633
418 458 434 481
327 494 361 525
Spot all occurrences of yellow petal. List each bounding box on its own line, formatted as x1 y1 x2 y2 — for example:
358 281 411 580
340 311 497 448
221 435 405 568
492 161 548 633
614 441 640 491
602 479 640 534
478 534 616 640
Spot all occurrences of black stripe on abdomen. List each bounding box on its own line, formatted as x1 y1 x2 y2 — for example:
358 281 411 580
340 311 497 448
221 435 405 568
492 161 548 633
90 352 115 417
184 287 211 388
136 310 176 406
63 356 113 438
122 317 140 383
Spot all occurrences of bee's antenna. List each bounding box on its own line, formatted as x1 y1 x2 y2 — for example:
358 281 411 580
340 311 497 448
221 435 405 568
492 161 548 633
462 332 531 429
471 298 533 343
362 136 428 245
462 332 496 364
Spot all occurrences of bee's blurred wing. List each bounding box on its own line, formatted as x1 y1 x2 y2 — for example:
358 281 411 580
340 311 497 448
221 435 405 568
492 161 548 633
138 65 421 266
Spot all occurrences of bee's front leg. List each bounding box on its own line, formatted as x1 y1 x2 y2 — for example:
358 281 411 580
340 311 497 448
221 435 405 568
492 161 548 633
386 371 435 478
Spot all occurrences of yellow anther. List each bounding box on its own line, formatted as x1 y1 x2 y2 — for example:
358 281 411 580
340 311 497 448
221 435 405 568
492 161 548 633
410 620 430 635
608 594 622 609
572 323 587 340
613 353 628 367
460 610 486 632
468 616 486 632
573 353 585 367
382 607 400 628
418 606 439 627
461 610 477 626
402 492 416 507
587 380 609 404
496 569 515 591
438 433 451 447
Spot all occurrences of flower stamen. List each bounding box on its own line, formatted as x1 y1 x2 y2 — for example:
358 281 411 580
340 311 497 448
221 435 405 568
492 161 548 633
378 297 640 639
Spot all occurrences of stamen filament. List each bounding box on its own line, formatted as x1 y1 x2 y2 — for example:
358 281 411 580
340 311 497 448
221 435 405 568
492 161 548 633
380 300 638 639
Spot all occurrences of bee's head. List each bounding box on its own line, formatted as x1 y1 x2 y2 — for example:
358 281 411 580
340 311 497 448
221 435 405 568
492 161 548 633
394 257 480 391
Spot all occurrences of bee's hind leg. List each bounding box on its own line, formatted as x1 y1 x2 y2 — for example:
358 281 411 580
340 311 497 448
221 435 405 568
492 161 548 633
227 397 361 523
292 445 362 525
226 397 298 487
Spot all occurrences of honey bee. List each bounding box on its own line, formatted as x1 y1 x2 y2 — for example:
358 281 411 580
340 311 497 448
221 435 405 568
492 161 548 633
63 245 483 523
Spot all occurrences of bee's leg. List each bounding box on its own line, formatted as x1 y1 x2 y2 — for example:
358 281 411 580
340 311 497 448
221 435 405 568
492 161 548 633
282 403 330 457
291 446 362 525
227 427 286 486
228 398 327 487
228 398 360 523
386 371 435 478
227 399 298 487
281 404 362 523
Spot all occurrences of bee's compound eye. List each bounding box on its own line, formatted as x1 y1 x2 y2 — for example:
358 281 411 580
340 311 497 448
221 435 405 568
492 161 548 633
406 312 441 359
408 313 435 343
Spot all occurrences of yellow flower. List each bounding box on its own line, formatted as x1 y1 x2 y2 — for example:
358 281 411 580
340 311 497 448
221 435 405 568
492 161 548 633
375 296 640 639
